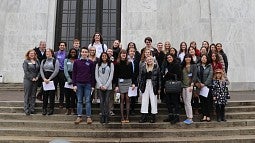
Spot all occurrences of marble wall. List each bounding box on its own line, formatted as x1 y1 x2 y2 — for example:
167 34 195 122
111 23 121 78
0 0 57 83
121 0 255 90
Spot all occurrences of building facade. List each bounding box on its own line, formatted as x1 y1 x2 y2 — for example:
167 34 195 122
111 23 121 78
0 0 254 90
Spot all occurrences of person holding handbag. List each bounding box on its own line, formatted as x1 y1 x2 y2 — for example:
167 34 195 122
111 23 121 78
181 53 197 125
162 53 182 124
196 54 213 122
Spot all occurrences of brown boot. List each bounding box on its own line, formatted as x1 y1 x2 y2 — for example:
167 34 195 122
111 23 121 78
74 117 83 124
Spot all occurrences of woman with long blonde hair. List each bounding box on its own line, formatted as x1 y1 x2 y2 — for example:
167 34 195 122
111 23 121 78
138 56 161 123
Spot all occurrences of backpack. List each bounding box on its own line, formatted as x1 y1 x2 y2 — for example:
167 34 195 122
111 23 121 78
42 59 56 69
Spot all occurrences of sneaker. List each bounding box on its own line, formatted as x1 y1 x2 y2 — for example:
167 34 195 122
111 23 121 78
110 111 115 116
74 117 83 124
183 119 193 125
86 117 92 124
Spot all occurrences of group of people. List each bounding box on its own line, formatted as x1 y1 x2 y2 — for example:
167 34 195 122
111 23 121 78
22 32 230 125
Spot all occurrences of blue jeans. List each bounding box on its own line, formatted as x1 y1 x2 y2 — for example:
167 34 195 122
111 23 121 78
76 83 92 117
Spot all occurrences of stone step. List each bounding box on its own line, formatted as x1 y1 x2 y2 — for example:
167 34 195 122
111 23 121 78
1 126 255 138
1 135 255 143
1 100 255 107
1 105 254 114
0 119 254 129
0 83 23 91
0 112 254 122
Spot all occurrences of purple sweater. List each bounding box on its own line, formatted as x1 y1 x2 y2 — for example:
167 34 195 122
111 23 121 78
72 59 95 87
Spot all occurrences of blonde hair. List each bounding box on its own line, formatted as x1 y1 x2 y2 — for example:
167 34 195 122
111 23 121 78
213 70 225 81
146 56 154 72
141 48 152 62
25 49 37 60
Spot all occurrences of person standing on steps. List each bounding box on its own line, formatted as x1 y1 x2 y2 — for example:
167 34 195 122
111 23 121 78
161 53 182 124
73 47 95 124
114 49 135 123
181 53 197 125
40 48 59 115
22 49 40 115
54 41 68 108
196 54 213 122
34 41 46 101
127 42 140 116
212 68 229 122
139 56 161 123
88 32 108 58
64 48 78 115
95 52 114 124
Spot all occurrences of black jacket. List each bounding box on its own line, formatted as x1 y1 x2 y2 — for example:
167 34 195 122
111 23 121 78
139 64 161 95
34 47 46 63
162 61 182 86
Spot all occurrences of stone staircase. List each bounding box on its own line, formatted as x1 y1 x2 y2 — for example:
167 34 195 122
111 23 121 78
0 83 24 91
0 100 255 143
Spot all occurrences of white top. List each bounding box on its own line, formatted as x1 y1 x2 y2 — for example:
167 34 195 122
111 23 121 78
88 43 108 58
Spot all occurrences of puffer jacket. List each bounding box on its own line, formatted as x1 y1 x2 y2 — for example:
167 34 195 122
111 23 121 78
139 64 161 95
197 63 213 86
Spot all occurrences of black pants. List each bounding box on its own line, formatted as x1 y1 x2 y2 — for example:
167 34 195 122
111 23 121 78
199 89 213 117
43 71 56 110
165 92 180 115
130 96 137 112
65 88 76 109
98 89 110 116
55 70 66 105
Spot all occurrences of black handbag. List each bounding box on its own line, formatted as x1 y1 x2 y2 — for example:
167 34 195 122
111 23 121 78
164 75 182 93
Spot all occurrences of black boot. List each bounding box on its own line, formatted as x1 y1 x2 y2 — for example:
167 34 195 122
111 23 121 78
171 114 180 124
100 115 105 123
139 114 147 123
150 114 156 123
163 114 174 122
216 105 221 122
42 108 47 115
48 109 54 115
221 105 226 122
105 115 109 124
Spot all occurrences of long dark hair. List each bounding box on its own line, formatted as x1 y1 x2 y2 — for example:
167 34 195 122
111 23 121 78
178 41 187 55
117 49 129 65
98 52 111 67
181 53 195 68
67 48 78 59
126 42 137 53
91 32 103 45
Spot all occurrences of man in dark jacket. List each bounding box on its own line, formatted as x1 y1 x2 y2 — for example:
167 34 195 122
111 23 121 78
34 41 46 101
